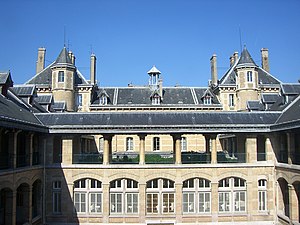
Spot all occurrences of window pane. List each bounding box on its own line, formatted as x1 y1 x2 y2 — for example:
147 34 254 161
183 193 194 213
147 193 158 213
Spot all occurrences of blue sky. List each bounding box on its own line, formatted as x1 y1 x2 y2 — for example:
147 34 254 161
0 0 299 87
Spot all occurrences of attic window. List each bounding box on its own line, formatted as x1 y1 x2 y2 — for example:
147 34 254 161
99 95 107 105
203 95 212 105
152 95 161 105
58 71 64 82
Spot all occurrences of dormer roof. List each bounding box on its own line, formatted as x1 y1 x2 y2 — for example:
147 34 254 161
236 46 257 68
147 65 161 74
54 47 73 65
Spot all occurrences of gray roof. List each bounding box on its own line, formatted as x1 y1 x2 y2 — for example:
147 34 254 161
54 47 72 65
281 83 300 95
92 87 221 106
0 71 10 84
11 85 35 97
261 93 280 103
35 111 280 133
0 91 46 132
247 100 264 111
236 47 257 68
35 95 53 104
52 101 66 111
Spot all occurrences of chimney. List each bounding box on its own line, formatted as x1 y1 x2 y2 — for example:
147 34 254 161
68 51 76 65
261 48 269 72
36 47 46 74
230 55 235 66
158 79 163 98
210 54 218 86
233 51 239 63
90 53 96 85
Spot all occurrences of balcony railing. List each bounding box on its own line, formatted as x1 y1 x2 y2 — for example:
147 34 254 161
17 154 29 167
182 152 211 164
145 152 174 164
0 154 11 169
217 152 246 163
73 153 103 164
111 152 139 164
257 152 266 161
279 151 288 163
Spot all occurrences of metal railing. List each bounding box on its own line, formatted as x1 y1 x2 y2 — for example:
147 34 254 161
217 152 246 163
145 152 174 164
182 152 211 164
257 152 266 161
73 153 103 164
111 152 139 164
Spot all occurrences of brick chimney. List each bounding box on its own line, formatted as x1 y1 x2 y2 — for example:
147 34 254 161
36 47 46 74
90 53 96 85
261 48 269 72
210 54 218 86
68 51 76 65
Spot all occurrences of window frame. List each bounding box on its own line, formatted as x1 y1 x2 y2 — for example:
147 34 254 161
52 181 62 214
153 137 160 151
247 71 253 82
126 137 134 151
258 179 267 212
58 71 64 83
229 94 235 107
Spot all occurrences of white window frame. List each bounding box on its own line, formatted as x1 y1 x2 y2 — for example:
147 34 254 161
247 71 253 82
77 94 82 107
73 178 102 215
229 94 235 107
218 177 246 213
181 137 187 152
52 181 61 214
99 95 107 105
203 95 212 105
146 178 175 215
258 179 267 211
152 95 160 105
153 137 160 151
99 137 104 153
58 71 64 83
126 137 134 151
110 178 139 215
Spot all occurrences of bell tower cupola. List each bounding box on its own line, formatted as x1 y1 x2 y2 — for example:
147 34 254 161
148 65 161 90
51 47 76 111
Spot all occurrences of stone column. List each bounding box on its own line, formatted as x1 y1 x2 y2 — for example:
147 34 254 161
288 184 298 223
62 136 73 165
175 182 182 222
9 131 20 169
139 134 146 165
28 185 33 224
172 134 182 164
103 135 112 165
102 183 110 223
12 189 17 225
211 182 218 222
246 135 257 163
287 133 295 165
27 133 34 166
211 135 217 164
265 136 275 162
139 183 146 222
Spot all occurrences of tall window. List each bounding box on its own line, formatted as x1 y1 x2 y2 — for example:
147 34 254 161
126 137 134 151
203 95 212 105
152 95 161 105
247 71 253 82
153 137 160 151
258 179 267 211
110 178 139 214
77 94 82 107
146 178 175 214
53 181 61 214
229 94 235 107
99 137 104 153
218 177 246 213
182 178 211 214
181 137 187 152
58 71 64 82
74 178 102 214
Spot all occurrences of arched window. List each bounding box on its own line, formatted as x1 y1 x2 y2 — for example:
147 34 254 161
146 178 175 214
182 178 211 214
203 95 212 105
126 137 134 151
110 178 138 214
218 177 246 213
99 95 107 105
74 178 102 214
258 179 267 211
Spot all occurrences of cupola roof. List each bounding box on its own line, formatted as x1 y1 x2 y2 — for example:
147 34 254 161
147 65 161 74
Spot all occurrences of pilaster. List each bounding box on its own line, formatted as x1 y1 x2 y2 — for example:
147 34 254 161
246 135 257 163
139 134 146 165
62 136 73 165
287 133 295 165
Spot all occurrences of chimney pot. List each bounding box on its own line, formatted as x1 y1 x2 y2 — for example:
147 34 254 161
210 54 218 86
233 52 239 62
261 48 270 72
36 47 46 74
90 54 96 85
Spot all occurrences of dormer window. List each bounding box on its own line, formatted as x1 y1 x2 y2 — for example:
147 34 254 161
203 95 212 105
152 95 161 105
58 71 64 82
247 71 253 82
99 95 107 105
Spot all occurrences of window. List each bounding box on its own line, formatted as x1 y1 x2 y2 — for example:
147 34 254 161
203 95 212 105
110 179 138 214
58 71 64 82
126 137 134 151
229 94 235 107
99 137 104 153
181 137 187 151
74 178 102 214
247 71 253 82
152 95 160 105
153 137 160 151
53 181 62 214
183 178 211 214
77 94 82 107
258 179 267 211
146 178 175 215
99 95 107 105
218 177 246 213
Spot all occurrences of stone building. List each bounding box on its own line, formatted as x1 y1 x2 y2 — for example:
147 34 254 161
0 46 300 225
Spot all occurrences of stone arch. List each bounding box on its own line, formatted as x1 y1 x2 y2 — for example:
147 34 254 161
16 183 30 225
0 187 13 225
277 177 289 217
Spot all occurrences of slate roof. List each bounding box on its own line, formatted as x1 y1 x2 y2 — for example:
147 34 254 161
35 95 53 104
261 93 280 103
25 48 88 86
0 91 46 132
236 46 257 68
11 85 36 97
91 87 221 106
35 111 281 133
0 71 11 84
247 100 264 111
281 83 300 95
52 102 66 111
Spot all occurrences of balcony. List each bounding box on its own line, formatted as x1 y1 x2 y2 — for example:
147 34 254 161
182 151 211 164
217 152 246 163
73 153 103 164
111 152 139 164
145 152 174 164
257 152 266 161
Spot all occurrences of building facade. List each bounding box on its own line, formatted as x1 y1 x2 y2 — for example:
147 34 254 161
0 46 300 225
